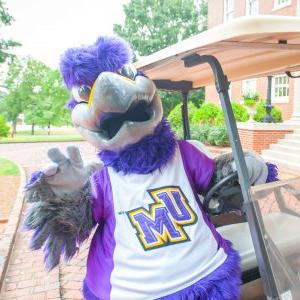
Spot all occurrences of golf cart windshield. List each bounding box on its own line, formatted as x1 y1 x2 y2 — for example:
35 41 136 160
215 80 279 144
136 15 300 299
251 178 300 298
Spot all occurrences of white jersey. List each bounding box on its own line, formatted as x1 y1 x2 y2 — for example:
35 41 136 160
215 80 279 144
108 146 227 299
86 141 228 300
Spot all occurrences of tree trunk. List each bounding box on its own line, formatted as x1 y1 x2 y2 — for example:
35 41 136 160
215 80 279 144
48 121 51 135
31 123 35 135
11 120 17 138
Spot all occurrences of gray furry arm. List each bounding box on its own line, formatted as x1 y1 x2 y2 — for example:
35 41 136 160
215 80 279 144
209 151 269 188
24 178 95 271
23 146 101 271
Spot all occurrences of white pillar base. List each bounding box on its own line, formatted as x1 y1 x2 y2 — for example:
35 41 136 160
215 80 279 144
284 116 300 126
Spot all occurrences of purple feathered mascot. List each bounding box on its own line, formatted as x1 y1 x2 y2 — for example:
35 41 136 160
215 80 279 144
24 36 277 300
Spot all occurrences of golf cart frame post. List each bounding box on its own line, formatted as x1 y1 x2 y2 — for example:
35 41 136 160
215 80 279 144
154 54 279 299
137 16 300 299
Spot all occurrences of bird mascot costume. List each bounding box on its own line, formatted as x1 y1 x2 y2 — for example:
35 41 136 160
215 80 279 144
24 36 277 300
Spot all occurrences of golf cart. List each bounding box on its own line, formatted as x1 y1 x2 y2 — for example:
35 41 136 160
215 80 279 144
136 16 300 300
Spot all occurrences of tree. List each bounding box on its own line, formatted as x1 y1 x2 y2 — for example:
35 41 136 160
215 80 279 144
114 0 207 57
1 58 27 134
30 69 70 135
0 0 21 63
114 0 207 116
0 115 9 137
22 66 70 135
2 58 71 135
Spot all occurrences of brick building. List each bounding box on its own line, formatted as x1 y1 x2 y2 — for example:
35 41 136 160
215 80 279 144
206 0 300 122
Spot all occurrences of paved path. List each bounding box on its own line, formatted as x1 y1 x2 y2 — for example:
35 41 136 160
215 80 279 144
0 142 299 299
0 142 96 300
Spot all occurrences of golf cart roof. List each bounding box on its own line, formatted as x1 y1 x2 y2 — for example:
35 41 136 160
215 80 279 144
136 16 300 89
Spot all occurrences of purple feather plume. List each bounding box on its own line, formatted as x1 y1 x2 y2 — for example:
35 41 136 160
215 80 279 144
99 119 176 175
266 162 279 183
66 97 78 110
60 36 132 89
24 170 43 190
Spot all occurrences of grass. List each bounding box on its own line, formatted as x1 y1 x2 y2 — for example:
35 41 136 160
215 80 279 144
0 158 20 176
0 128 84 144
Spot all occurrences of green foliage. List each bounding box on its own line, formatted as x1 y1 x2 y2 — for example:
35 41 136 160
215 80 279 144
192 102 221 124
1 58 71 134
0 1 21 63
253 100 283 123
0 158 19 176
230 102 249 122
0 115 9 137
160 91 181 117
167 101 197 138
160 89 204 117
23 67 71 131
194 101 249 125
189 123 229 146
1 58 26 125
114 0 207 57
190 123 210 143
242 92 260 107
207 125 229 146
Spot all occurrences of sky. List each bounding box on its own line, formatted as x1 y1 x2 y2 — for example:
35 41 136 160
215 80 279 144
1 0 128 68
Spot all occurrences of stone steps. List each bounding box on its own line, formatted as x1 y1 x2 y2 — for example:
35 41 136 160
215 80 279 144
262 130 300 172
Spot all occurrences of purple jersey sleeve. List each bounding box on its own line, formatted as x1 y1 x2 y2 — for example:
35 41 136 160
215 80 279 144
178 140 215 194
90 167 112 223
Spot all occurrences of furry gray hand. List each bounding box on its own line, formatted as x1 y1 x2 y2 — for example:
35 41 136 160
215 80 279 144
42 146 101 197
231 151 268 185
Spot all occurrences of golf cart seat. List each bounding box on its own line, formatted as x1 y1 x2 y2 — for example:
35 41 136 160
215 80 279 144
217 211 300 277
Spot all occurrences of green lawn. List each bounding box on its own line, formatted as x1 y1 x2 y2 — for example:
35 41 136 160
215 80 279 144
0 158 20 176
0 128 84 144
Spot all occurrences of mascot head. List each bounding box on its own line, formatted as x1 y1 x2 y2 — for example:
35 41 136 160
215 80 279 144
60 36 163 151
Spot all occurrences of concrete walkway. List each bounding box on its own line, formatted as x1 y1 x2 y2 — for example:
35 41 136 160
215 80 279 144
0 141 299 299
0 142 96 300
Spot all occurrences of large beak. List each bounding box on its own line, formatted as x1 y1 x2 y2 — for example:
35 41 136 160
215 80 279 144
71 72 163 150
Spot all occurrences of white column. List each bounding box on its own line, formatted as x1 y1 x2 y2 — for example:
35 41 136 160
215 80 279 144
290 72 300 122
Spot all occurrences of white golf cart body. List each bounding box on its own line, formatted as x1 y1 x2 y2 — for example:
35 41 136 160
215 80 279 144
136 16 300 300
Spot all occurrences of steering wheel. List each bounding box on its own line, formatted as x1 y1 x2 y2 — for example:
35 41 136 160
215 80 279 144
203 171 242 215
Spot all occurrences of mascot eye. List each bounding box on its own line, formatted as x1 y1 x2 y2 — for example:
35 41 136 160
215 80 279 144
117 64 137 80
72 85 91 103
78 85 91 101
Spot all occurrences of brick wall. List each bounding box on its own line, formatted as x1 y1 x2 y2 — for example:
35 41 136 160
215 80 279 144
238 128 292 152
206 0 298 121
208 0 298 28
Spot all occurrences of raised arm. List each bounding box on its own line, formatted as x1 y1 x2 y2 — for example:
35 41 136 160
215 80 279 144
24 146 102 270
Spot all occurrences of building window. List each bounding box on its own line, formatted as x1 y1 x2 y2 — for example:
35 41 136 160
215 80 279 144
273 0 292 10
272 74 289 103
242 79 257 95
224 0 234 23
246 0 259 16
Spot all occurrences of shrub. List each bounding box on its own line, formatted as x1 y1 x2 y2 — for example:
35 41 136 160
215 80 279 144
168 101 197 137
253 101 283 123
190 123 210 144
207 125 229 146
242 92 260 107
192 102 221 125
231 102 249 122
0 115 10 137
